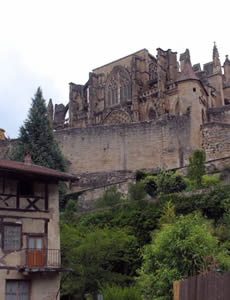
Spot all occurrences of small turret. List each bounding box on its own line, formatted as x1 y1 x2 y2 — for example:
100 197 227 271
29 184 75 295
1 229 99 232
213 42 222 74
177 49 198 82
180 49 191 72
224 55 230 85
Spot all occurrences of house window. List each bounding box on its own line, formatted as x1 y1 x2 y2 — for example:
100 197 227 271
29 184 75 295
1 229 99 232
6 280 30 300
1 224 21 251
19 181 34 196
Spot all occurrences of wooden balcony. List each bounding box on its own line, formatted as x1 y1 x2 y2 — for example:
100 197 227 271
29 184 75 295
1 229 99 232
18 249 70 273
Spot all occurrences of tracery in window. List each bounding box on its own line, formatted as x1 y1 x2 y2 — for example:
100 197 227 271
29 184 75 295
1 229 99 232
149 63 158 82
149 108 157 120
106 66 131 107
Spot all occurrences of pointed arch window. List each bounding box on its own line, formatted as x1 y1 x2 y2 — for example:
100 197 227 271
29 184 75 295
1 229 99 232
106 67 131 107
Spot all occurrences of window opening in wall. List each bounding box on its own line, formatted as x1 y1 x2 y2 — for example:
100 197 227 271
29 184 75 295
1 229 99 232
120 86 123 103
19 181 34 196
128 85 131 99
193 88 196 92
28 236 45 267
87 88 90 103
6 280 30 300
108 91 111 106
1 224 21 251
106 68 131 107
124 86 127 100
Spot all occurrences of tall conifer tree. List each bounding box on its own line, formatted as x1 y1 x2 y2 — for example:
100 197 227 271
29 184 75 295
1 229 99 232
10 87 66 172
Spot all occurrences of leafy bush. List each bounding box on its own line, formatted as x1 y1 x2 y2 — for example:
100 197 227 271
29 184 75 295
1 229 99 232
94 186 122 208
135 169 152 181
137 213 230 300
62 199 78 223
187 149 206 188
185 174 222 191
156 171 187 194
61 226 138 299
142 175 158 197
202 174 222 188
100 284 142 300
159 200 176 226
128 182 147 201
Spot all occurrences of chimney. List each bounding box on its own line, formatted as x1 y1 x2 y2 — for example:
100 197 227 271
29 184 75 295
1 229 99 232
0 128 6 140
24 154 32 165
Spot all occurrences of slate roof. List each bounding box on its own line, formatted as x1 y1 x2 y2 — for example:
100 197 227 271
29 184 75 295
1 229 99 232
0 159 78 181
176 61 199 82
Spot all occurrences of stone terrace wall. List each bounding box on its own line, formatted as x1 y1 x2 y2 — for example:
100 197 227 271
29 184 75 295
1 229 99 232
208 105 230 124
202 122 230 160
72 170 135 192
55 114 192 175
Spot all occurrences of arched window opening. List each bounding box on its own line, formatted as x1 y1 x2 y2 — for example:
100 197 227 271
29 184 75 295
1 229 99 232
149 108 156 120
149 63 158 82
106 67 131 107
108 91 111 106
175 102 180 116
202 109 205 123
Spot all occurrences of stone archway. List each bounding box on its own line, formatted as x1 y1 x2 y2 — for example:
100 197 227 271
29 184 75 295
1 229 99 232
148 108 157 120
102 110 132 125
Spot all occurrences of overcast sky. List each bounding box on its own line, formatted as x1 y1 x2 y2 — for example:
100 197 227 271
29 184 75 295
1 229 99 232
1 0 230 138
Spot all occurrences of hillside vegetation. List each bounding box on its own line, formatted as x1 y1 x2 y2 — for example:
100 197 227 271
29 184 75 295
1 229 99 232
60 151 230 300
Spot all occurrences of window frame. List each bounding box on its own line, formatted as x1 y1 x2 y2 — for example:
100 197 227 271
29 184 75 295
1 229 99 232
5 280 30 300
0 222 22 251
19 180 34 197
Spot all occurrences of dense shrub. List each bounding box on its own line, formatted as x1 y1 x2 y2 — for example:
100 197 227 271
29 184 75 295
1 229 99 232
187 149 206 188
202 174 222 188
156 171 187 194
94 186 122 208
137 213 230 300
135 169 152 181
142 175 158 197
128 182 147 201
100 284 142 300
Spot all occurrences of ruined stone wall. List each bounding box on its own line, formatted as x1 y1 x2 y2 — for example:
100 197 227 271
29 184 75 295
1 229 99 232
55 113 193 175
77 179 135 210
202 122 230 160
72 170 135 192
208 106 230 124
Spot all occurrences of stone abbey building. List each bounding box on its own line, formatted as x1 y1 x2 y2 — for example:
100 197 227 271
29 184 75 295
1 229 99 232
2 44 230 208
50 43 230 131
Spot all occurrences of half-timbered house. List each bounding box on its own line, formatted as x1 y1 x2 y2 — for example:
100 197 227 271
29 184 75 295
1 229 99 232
0 159 77 300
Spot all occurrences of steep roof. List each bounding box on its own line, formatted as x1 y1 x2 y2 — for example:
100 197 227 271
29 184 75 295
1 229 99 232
176 61 199 82
0 159 78 181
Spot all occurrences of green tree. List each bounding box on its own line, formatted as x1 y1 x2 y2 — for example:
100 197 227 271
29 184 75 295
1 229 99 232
94 186 122 208
187 149 206 188
156 170 187 194
9 87 66 171
158 200 176 226
128 182 147 202
137 213 230 300
61 224 138 299
100 284 141 300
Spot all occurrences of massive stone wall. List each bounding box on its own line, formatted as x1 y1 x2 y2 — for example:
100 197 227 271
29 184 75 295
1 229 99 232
202 122 230 160
208 106 230 124
55 113 193 175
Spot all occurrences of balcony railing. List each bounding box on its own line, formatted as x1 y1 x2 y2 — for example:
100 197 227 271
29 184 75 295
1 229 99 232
20 248 61 269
